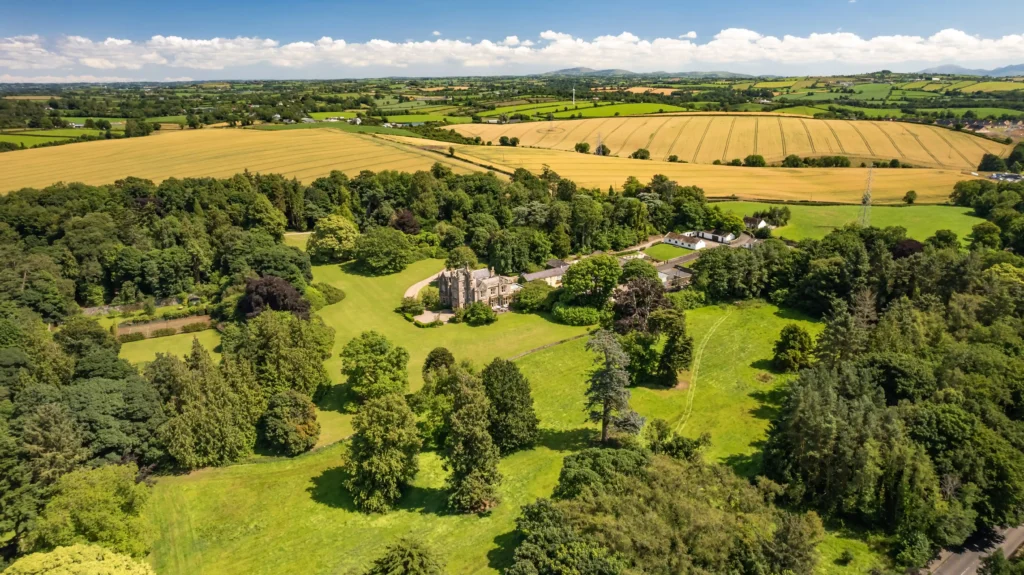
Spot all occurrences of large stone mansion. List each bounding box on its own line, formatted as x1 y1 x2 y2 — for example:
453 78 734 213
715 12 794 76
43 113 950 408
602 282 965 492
438 266 521 310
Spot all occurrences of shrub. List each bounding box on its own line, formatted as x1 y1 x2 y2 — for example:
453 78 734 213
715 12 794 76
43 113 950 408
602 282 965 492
313 282 346 305
453 302 497 326
630 148 651 160
668 154 679 162
118 332 146 343
667 289 706 311
743 154 766 167
420 286 441 310
512 280 555 312
150 327 178 338
552 303 602 326
239 275 310 320
181 321 210 333
304 285 327 311
262 390 320 456
396 297 425 316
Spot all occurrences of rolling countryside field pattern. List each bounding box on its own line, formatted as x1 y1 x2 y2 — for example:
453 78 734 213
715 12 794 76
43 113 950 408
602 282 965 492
453 114 1010 169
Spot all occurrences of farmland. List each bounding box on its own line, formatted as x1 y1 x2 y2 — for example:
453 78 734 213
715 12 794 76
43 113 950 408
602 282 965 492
959 81 1024 93
715 201 981 241
549 102 687 118
390 136 977 203
0 128 482 192
381 114 472 123
452 115 1009 169
136 258 863 575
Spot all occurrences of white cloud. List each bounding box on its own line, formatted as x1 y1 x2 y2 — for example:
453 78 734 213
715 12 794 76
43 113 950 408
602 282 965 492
163 76 194 82
0 73 132 82
1 28 1024 79
432 31 441 37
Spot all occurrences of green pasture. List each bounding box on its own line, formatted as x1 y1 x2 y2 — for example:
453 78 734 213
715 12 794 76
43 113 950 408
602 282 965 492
382 114 473 124
960 81 1024 93
852 83 893 100
643 242 694 261
283 232 311 250
550 102 686 118
889 90 935 99
309 111 357 119
0 133 70 147
249 123 420 137
919 107 1024 118
715 201 981 241
774 106 826 116
478 100 576 117
149 115 187 123
15 128 109 137
754 80 796 88
60 116 126 124
780 91 846 102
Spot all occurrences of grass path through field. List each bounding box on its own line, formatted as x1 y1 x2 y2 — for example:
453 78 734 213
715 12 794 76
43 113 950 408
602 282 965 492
678 308 733 433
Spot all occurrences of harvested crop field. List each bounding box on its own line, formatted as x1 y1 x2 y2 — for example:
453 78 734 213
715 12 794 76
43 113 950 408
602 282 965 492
385 136 977 204
452 115 1009 169
0 128 482 192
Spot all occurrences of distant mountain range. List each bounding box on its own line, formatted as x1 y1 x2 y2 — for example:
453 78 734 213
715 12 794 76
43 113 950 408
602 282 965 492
918 64 1024 77
542 67 752 79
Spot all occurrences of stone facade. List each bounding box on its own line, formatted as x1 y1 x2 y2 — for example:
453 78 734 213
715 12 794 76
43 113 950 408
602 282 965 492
438 266 520 309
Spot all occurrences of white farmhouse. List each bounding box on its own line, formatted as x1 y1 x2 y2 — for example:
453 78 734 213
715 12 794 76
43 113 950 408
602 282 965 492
663 232 706 250
696 229 736 244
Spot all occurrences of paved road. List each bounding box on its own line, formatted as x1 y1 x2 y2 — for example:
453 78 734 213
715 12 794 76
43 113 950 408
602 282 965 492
930 526 1024 575
404 269 444 299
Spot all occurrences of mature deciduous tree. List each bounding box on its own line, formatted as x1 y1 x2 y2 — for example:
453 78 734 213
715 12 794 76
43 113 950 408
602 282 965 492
262 390 320 456
345 394 421 513
481 358 538 454
340 331 409 402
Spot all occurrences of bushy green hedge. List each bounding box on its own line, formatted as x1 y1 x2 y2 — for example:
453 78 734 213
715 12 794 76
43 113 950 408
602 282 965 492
181 321 210 333
150 327 178 338
552 303 602 326
313 282 346 305
118 332 145 343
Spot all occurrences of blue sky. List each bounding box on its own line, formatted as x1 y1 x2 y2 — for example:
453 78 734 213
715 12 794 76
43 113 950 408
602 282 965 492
1 0 1023 81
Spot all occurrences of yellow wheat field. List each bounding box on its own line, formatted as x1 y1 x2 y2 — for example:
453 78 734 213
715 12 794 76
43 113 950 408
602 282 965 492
0 128 481 193
384 136 977 204
453 115 1009 169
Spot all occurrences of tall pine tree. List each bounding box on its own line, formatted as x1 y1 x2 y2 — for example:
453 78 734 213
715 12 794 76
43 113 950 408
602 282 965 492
585 330 643 444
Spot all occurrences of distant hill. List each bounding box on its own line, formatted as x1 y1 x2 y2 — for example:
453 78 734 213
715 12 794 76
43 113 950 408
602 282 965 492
543 67 637 77
919 63 1024 77
542 67 752 79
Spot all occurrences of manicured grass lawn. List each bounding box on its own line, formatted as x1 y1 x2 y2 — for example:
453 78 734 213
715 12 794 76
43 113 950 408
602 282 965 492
716 201 981 242
133 261 887 574
550 102 686 118
283 232 310 250
120 329 221 365
142 296 844 575
643 242 693 261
